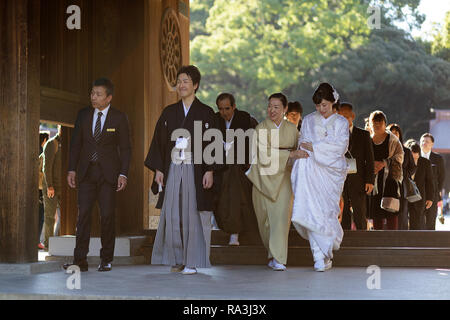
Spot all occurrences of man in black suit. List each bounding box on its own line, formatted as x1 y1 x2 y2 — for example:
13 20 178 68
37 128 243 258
420 133 445 230
338 103 375 230
408 142 434 230
65 78 132 272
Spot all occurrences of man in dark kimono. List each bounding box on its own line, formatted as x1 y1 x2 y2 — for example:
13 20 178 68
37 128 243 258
144 65 220 275
213 93 258 246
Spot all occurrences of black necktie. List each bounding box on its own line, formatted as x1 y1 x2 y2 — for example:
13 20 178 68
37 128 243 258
91 112 103 161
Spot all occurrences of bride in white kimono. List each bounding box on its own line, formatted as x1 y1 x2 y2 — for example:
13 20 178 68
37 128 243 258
291 83 349 272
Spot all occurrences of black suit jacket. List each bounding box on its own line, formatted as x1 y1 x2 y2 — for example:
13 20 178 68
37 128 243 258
144 98 220 211
412 157 434 205
68 106 132 185
429 151 445 201
215 109 256 168
345 126 375 190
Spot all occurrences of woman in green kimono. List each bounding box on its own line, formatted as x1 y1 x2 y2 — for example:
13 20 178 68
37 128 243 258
246 93 308 271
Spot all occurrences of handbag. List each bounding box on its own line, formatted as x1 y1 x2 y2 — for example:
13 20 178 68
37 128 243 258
380 160 400 213
405 177 422 203
346 151 357 174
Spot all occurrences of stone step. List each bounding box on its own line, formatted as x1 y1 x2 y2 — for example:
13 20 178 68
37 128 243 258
144 230 450 247
142 245 450 268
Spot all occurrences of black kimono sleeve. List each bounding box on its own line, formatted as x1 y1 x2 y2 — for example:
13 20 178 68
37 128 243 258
144 112 167 174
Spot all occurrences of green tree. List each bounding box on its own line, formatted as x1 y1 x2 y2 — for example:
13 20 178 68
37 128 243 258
191 0 373 120
431 11 450 62
308 26 450 140
190 0 426 120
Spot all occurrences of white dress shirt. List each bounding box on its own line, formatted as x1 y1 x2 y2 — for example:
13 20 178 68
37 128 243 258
421 150 431 160
92 105 127 179
225 114 234 129
92 105 111 135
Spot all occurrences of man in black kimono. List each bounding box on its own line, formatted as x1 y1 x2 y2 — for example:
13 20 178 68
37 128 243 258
145 65 220 275
213 93 258 246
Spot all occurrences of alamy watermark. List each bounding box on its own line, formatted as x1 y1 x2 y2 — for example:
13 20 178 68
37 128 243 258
169 122 282 175
66 265 81 290
366 265 381 290
367 6 381 30
66 5 81 30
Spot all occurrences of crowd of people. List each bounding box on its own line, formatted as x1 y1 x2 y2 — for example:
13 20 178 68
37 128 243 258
58 65 446 275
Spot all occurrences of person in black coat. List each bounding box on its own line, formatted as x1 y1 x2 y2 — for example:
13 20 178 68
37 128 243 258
407 142 434 229
66 78 132 272
420 133 446 230
145 66 221 275
213 93 258 246
387 124 416 230
338 103 375 230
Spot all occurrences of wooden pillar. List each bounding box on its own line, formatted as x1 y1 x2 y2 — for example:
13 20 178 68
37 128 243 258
0 0 40 263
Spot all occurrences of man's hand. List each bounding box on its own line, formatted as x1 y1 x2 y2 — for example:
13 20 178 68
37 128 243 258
203 171 213 189
67 171 76 189
365 183 374 195
117 176 128 192
155 170 164 187
425 200 433 210
47 187 55 199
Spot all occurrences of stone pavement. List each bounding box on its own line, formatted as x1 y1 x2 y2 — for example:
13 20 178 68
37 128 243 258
1 265 450 300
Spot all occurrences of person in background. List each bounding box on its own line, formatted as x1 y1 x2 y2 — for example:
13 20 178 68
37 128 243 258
408 142 434 229
420 133 446 230
42 126 62 251
213 92 258 246
286 101 303 131
387 123 416 230
364 117 372 135
38 131 49 250
338 103 375 230
368 111 404 230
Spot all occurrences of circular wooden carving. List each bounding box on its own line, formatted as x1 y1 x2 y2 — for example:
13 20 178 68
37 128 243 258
160 8 182 90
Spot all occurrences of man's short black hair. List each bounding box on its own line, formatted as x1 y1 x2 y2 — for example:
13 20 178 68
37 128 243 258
92 78 114 96
39 132 50 146
216 93 236 107
177 65 201 93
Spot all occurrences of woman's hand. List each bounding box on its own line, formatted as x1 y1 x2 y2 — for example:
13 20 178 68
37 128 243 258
374 161 385 174
300 142 313 152
290 150 309 160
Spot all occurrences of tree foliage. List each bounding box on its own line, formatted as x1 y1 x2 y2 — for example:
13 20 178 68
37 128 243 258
431 11 450 62
190 0 448 133
305 26 450 140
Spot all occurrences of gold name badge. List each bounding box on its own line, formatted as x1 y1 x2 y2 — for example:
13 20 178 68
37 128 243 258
107 128 116 132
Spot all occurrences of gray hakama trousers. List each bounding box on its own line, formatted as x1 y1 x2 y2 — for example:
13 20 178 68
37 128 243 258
151 163 212 268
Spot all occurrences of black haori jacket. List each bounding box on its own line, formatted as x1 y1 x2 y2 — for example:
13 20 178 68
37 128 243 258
144 98 221 211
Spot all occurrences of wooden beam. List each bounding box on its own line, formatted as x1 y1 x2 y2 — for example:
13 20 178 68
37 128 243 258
0 0 41 263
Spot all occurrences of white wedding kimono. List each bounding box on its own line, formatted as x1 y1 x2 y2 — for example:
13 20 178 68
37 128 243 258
291 111 349 262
